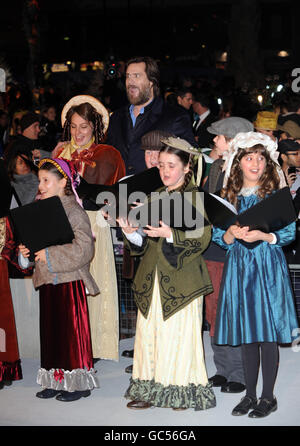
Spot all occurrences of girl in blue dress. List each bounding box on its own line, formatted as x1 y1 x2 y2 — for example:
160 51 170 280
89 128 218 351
212 132 299 418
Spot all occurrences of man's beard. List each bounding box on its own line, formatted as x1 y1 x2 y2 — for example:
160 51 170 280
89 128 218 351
126 84 152 106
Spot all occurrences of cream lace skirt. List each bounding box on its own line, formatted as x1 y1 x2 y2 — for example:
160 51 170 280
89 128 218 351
125 271 216 410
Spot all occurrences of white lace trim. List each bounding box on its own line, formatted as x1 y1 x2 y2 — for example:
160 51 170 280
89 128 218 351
239 185 260 197
37 367 99 392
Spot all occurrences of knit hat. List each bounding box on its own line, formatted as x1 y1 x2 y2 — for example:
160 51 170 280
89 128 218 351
20 112 40 132
253 111 278 131
141 130 173 150
207 117 253 139
277 120 300 139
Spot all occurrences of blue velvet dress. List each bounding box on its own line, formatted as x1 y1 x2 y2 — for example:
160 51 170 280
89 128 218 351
212 192 299 346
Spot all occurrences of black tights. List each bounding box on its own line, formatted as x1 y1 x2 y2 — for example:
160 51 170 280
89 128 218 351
241 342 279 400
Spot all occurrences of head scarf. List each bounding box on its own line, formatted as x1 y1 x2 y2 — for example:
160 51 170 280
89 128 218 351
38 158 82 206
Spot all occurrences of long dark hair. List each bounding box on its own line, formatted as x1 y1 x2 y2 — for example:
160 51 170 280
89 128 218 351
159 145 194 192
7 153 37 180
61 102 104 144
221 144 280 206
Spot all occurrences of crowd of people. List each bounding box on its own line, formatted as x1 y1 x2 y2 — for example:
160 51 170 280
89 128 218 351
0 56 300 418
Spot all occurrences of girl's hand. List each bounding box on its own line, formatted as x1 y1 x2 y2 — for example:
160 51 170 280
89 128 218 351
19 244 30 258
35 249 47 264
239 229 274 244
223 225 249 244
117 216 138 234
143 221 172 239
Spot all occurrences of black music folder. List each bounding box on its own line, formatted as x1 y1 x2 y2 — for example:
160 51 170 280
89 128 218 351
200 186 297 232
77 167 164 209
125 191 210 231
9 196 74 261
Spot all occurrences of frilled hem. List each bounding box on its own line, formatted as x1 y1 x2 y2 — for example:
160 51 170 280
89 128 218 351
37 367 99 392
0 359 22 382
124 377 216 411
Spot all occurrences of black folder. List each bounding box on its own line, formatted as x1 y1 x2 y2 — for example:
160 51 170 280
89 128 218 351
200 187 297 233
125 191 210 231
77 167 164 209
9 196 74 262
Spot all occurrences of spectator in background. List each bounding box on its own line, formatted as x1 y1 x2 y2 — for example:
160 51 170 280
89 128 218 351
277 93 300 127
39 105 61 152
277 139 300 264
4 112 45 164
277 139 300 197
0 110 9 156
192 91 216 148
176 87 194 111
253 111 278 142
6 152 39 206
106 56 197 176
277 120 300 141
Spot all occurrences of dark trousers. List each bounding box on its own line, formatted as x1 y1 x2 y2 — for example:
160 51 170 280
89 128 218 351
211 337 245 383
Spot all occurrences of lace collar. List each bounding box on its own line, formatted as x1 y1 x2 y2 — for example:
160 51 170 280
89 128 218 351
239 185 259 197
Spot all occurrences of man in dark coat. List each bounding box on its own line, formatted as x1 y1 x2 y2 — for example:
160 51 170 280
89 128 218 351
106 56 197 175
4 112 44 164
192 91 217 149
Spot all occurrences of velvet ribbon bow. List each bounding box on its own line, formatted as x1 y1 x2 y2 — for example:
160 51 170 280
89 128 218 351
71 149 96 168
54 369 64 382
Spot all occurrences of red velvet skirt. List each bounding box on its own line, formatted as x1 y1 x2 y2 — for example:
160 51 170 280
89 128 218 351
0 259 22 381
204 260 224 337
39 280 93 371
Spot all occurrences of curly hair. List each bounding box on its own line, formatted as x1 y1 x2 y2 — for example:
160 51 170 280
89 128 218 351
221 144 280 206
61 102 104 144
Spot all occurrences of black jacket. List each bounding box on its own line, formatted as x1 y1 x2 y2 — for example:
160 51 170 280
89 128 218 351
193 112 217 148
106 96 197 175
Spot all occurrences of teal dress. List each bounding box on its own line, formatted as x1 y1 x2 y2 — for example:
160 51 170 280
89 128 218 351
212 192 299 346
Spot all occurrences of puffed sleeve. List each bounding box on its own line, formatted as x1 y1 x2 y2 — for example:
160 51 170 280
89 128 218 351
212 226 234 251
273 221 296 247
45 207 95 273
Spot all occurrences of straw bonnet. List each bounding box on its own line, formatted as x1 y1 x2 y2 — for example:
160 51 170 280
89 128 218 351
253 111 278 131
61 95 110 132
160 136 201 156
160 136 203 185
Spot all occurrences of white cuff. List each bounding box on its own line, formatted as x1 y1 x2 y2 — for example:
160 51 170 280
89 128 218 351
123 230 143 247
166 233 174 243
18 252 30 269
269 233 277 244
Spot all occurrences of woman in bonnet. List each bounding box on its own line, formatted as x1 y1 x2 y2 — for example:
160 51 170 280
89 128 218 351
53 95 125 362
